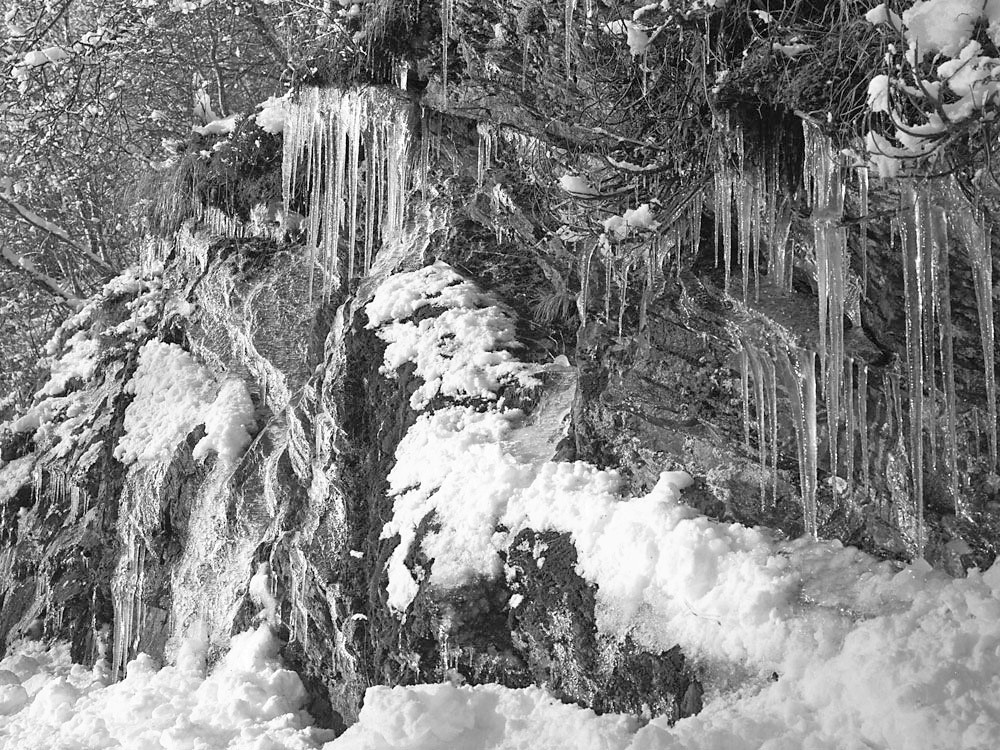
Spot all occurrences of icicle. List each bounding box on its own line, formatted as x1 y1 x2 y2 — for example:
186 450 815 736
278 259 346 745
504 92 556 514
918 186 938 473
845 358 855 491
737 175 753 303
948 181 999 472
770 198 793 291
933 203 962 514
804 122 848 483
577 242 594 327
777 347 819 538
857 166 869 293
745 343 768 506
766 354 779 506
617 261 630 338
281 88 413 294
714 122 734 292
346 96 363 281
604 250 612 322
886 372 907 524
521 34 530 91
476 122 494 189
801 348 819 538
898 191 926 556
741 347 751 453
441 0 452 102
858 362 870 501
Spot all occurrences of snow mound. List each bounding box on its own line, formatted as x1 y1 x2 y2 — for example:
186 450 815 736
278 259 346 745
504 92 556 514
115 341 219 465
0 627 334 749
329 683 639 750
116 342 256 466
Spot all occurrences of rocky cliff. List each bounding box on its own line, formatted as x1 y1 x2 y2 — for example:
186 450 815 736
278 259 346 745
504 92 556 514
2 0 1000 734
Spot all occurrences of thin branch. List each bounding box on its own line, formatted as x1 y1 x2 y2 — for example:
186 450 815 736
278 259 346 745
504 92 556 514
0 192 116 275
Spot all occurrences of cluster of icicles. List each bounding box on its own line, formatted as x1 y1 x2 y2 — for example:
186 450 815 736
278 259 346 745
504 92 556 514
282 87 414 293
723 123 997 554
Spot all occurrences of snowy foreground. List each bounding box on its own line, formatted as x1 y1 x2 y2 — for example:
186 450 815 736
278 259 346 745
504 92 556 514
1 525 999 750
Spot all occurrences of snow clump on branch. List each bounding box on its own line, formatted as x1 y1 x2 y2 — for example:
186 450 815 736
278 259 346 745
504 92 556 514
864 0 1000 175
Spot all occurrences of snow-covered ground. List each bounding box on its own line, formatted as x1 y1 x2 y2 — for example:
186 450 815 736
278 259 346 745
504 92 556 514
5 262 997 749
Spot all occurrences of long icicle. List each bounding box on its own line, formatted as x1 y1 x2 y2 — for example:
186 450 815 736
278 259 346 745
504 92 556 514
803 123 848 485
765 352 779 506
801 348 819 539
857 166 870 293
859 362 870 501
746 342 768 507
933 203 961 515
741 346 751 453
845 357 855 492
899 188 926 557
441 0 452 102
964 196 997 472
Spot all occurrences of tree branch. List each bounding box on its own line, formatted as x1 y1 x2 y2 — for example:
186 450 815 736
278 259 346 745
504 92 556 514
0 192 116 275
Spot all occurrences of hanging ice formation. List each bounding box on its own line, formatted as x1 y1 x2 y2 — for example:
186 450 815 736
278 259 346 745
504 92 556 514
726 122 988 549
802 122 849 488
281 87 414 295
111 465 169 679
724 122 844 538
732 144 998 549
712 120 791 299
942 179 998 475
441 0 452 101
897 186 929 555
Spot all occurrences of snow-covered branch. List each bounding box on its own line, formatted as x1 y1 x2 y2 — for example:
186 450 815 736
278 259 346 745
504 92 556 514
0 242 81 307
0 192 115 275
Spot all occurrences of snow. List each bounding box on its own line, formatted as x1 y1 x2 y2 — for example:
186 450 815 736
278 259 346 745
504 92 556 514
558 174 600 196
867 74 891 113
772 42 813 58
901 0 996 56
249 563 280 625
115 342 256 467
35 330 100 397
625 24 650 57
255 95 289 134
367 261 1000 748
864 3 903 30
115 341 218 465
863 0 1000 170
365 262 539 410
193 115 238 136
378 397 1000 747
330 683 639 750
0 627 335 749
0 455 34 504
11 257 1000 749
192 378 257 465
21 46 69 67
603 203 660 240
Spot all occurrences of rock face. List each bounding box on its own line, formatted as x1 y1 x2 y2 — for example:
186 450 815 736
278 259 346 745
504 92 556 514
2 0 1000 735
